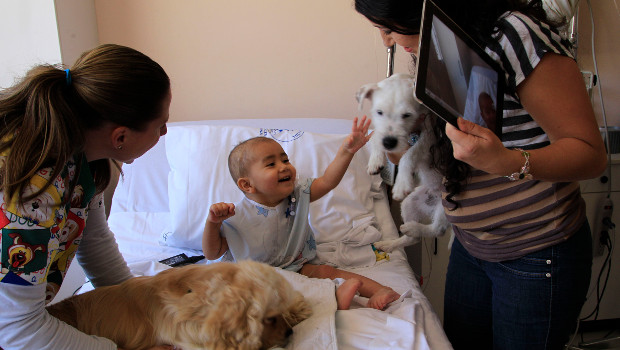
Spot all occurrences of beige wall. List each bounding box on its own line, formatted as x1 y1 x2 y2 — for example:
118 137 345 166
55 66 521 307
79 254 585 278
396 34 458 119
55 0 99 65
575 1 620 128
94 0 412 122
93 1 619 126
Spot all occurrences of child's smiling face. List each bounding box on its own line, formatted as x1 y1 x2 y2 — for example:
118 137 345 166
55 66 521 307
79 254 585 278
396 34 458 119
244 139 297 207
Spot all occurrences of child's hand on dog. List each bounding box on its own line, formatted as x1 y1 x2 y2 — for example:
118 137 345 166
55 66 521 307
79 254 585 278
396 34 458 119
344 115 372 154
208 202 236 224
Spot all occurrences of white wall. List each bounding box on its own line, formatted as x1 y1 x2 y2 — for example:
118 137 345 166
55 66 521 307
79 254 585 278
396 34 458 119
0 1 61 88
0 0 98 89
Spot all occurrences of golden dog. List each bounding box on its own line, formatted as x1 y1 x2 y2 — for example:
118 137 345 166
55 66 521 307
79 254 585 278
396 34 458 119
47 261 312 350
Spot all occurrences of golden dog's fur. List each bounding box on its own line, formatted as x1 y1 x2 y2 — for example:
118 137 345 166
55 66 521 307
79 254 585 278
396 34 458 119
47 261 312 350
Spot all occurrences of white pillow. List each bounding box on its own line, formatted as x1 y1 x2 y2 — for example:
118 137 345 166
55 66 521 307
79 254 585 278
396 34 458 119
162 123 382 257
111 138 170 214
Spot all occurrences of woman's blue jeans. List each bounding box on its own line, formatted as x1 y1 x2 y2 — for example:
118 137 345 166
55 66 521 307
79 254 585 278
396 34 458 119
443 222 593 350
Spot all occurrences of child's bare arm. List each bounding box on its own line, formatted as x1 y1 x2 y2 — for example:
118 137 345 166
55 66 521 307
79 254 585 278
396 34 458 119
310 116 371 201
202 202 234 260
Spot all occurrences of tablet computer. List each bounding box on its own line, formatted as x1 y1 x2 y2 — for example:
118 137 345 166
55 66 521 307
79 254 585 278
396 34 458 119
414 0 504 136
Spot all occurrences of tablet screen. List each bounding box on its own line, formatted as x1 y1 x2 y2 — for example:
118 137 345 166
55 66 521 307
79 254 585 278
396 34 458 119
414 0 504 136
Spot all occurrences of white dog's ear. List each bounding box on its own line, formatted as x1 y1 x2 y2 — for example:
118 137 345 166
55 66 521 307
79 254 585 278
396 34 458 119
356 83 378 111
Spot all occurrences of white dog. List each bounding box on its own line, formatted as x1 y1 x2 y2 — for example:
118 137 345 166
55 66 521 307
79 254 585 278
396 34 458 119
356 73 449 252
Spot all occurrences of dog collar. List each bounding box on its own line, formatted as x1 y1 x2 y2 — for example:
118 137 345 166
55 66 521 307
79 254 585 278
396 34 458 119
408 113 427 146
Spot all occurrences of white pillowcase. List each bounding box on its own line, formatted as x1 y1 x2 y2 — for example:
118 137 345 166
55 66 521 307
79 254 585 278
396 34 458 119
162 123 382 257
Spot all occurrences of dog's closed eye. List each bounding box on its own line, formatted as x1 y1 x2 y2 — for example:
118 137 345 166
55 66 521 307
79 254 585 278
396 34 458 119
376 110 383 116
402 113 412 119
264 317 277 325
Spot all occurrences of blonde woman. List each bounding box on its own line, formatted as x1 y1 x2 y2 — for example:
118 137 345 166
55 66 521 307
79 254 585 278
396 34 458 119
0 44 174 350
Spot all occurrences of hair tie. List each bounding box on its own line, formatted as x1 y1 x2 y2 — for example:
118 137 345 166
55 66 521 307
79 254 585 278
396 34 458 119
64 69 72 86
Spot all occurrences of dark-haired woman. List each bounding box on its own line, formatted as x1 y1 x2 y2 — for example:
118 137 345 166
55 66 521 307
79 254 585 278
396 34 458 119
355 1 606 349
0 44 174 350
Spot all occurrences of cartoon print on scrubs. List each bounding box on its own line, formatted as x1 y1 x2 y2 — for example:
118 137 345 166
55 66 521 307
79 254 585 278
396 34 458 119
0 155 96 302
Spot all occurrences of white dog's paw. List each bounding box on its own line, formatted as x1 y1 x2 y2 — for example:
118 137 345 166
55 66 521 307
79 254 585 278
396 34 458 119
367 163 384 175
392 180 414 201
399 222 423 238
367 155 385 175
375 236 420 252
374 239 400 253
400 221 447 238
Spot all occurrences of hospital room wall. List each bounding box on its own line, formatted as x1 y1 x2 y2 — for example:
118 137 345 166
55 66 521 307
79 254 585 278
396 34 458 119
574 1 620 129
2 2 618 126
91 1 619 128
93 0 413 123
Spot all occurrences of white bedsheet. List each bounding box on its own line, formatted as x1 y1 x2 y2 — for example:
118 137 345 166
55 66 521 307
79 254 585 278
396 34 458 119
336 258 451 350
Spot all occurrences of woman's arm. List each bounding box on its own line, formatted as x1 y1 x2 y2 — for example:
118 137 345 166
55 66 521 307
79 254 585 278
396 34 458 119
514 53 607 181
0 283 119 349
76 194 133 288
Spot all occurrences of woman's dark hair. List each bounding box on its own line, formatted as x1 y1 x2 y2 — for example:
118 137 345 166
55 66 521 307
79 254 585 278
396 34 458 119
355 0 425 35
355 0 562 207
0 44 170 204
355 0 561 43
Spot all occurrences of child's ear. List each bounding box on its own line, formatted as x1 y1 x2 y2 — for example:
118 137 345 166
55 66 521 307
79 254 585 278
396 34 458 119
237 178 255 194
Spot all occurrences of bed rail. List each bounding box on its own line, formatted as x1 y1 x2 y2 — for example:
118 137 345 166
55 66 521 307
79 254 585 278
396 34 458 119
386 44 395 77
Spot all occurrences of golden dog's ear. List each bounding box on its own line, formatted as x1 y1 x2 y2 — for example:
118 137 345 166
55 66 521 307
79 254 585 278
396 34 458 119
154 265 262 349
203 280 266 349
284 291 313 326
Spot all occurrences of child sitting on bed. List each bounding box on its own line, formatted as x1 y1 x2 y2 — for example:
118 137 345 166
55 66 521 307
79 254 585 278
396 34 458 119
202 116 400 310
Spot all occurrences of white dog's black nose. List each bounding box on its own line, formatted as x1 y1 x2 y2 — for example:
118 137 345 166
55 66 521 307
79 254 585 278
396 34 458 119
382 137 398 150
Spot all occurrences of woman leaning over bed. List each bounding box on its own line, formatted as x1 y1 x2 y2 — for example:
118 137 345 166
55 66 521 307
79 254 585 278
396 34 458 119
355 0 607 349
0 44 173 350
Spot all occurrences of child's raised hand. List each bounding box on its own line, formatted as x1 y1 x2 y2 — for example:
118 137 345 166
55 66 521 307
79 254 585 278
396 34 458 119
207 202 235 224
344 116 372 154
